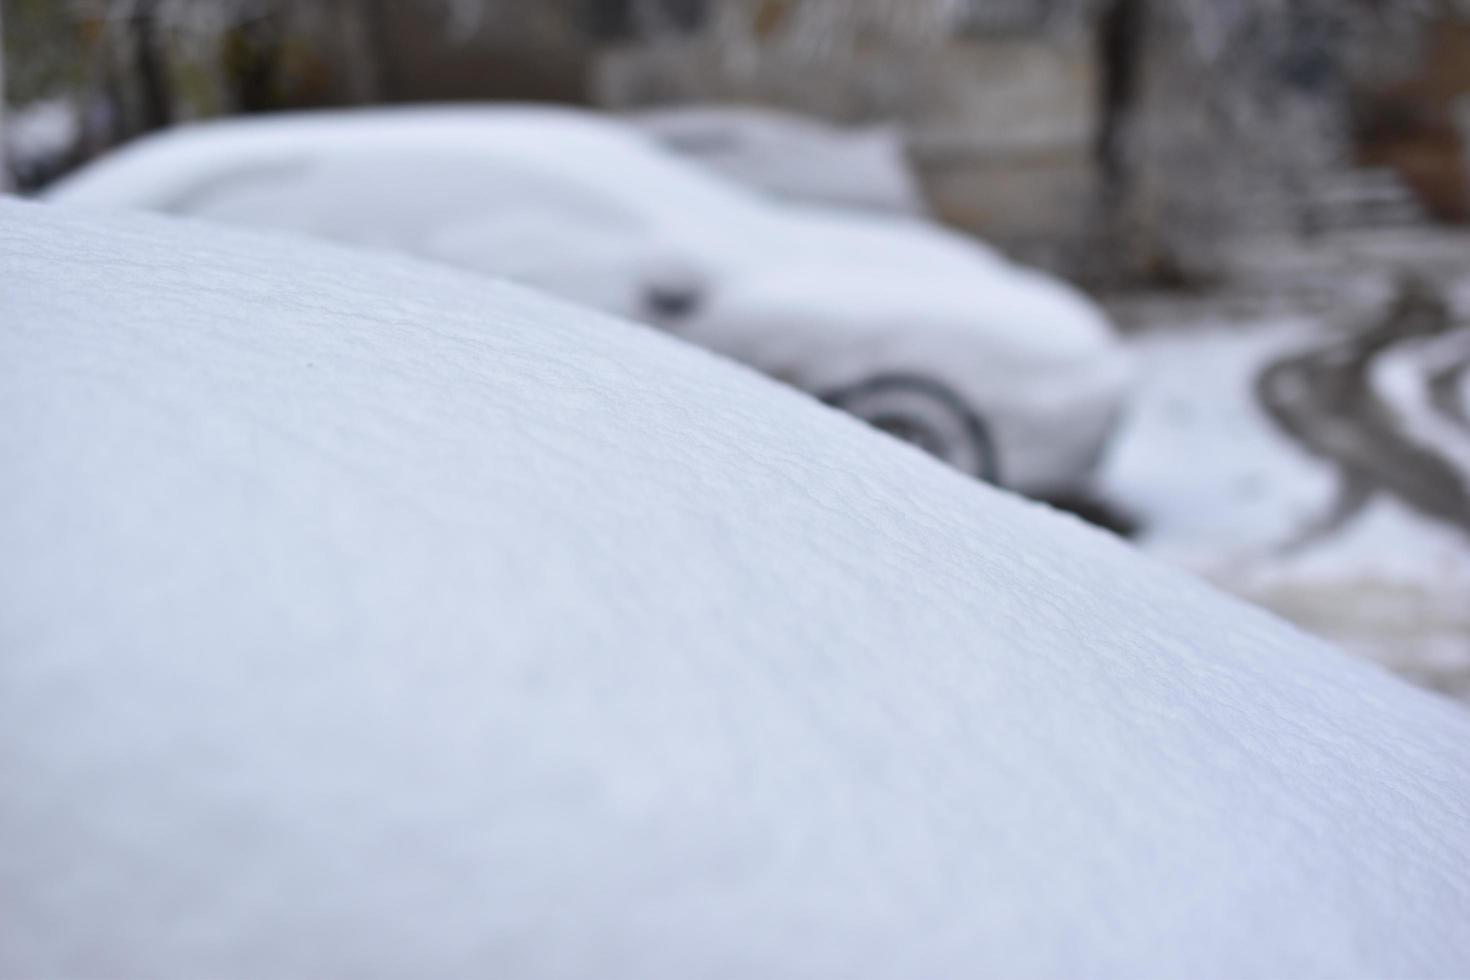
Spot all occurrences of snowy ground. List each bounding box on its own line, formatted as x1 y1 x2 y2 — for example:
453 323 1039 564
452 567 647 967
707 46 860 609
1102 228 1470 701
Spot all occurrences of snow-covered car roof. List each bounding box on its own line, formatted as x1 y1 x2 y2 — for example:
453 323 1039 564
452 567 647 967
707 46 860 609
632 104 929 216
5 200 1466 977
43 105 769 242
42 105 1129 497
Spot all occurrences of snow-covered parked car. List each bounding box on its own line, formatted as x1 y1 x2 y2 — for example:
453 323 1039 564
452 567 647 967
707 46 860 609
42 106 1129 500
632 104 928 216
4 200 1470 978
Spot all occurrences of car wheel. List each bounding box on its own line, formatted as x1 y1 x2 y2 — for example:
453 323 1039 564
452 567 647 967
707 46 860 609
819 373 1000 483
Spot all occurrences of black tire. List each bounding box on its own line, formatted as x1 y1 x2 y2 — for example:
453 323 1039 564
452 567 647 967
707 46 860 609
820 373 1000 484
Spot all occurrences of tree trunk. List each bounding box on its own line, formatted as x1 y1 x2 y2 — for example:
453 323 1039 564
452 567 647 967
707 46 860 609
0 0 10 192
132 0 173 132
1092 0 1149 283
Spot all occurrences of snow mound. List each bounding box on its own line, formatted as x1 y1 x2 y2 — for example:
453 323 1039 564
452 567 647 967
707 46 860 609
3 200 1469 978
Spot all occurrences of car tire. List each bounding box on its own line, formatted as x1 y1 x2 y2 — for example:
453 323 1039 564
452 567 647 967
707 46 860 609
820 373 1000 484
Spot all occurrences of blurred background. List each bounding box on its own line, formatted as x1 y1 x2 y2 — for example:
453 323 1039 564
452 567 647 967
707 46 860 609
4 0 1469 697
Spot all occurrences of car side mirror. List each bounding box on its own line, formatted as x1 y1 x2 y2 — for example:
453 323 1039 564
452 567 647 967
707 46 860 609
641 262 707 323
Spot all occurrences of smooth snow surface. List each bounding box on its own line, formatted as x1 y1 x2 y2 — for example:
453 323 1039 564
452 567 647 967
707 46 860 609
42 105 1128 495
3 201 1469 978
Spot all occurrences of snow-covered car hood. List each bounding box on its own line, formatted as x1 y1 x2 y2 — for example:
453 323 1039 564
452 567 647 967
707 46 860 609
4 200 1469 977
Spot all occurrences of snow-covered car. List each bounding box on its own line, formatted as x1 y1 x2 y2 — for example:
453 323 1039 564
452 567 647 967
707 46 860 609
5 201 1470 978
42 106 1129 500
632 104 928 216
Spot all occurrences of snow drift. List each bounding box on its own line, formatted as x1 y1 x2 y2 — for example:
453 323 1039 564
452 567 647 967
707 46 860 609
2 200 1468 978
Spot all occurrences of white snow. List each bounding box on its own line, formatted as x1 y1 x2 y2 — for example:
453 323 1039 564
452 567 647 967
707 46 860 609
633 104 929 216
1102 321 1338 560
42 105 1128 496
4 199 1469 978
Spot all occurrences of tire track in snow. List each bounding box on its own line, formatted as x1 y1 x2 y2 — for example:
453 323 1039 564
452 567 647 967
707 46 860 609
1255 279 1470 550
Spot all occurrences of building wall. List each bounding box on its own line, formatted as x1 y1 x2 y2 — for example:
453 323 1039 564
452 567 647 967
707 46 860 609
1353 17 1470 223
